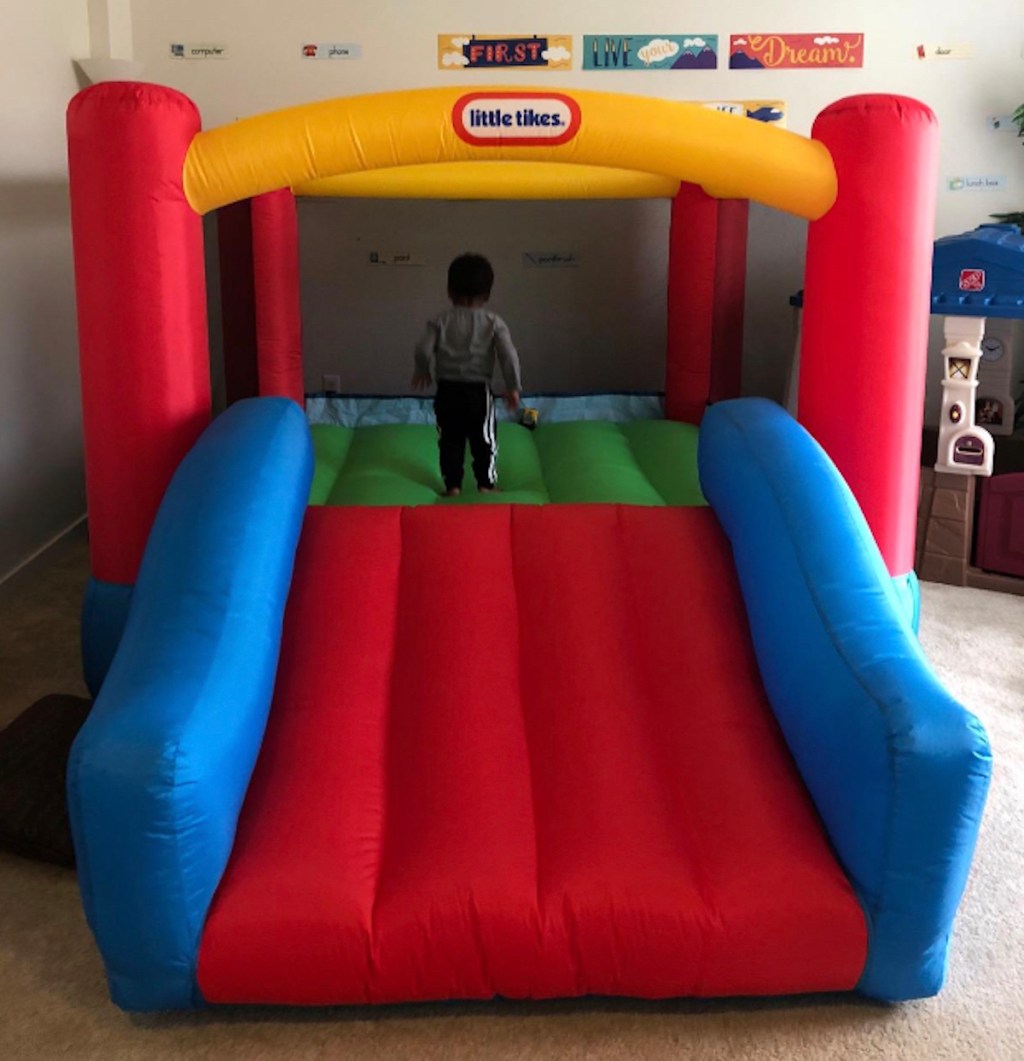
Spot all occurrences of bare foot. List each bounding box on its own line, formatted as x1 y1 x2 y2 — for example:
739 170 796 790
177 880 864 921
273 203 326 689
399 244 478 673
444 487 461 498
478 485 500 494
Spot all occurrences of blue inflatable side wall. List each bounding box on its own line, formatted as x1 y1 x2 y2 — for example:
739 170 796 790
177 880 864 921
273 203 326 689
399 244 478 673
67 398 313 1011
889 570 921 633
81 577 134 695
699 399 992 1002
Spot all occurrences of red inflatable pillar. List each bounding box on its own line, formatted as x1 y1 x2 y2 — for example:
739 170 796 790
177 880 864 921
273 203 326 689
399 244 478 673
67 83 211 585
252 190 304 405
799 97 939 578
665 184 748 423
218 191 304 407
218 200 260 405
709 199 749 406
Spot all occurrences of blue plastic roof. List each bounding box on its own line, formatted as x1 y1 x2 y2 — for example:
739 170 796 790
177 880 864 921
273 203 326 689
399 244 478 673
932 223 1024 319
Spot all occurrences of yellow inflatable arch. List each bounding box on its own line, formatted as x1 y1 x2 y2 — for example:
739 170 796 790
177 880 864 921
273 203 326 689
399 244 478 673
183 86 836 218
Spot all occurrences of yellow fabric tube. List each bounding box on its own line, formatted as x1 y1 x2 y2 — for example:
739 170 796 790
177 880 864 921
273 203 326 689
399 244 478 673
184 87 836 219
294 163 680 200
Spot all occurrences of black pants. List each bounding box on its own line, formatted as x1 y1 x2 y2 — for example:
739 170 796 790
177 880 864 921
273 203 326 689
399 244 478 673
434 380 497 490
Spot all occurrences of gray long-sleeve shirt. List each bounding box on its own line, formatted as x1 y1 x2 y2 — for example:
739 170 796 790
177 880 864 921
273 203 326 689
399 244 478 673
414 307 522 392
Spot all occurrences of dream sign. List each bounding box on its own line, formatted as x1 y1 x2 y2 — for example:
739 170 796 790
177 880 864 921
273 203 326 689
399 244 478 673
453 92 581 146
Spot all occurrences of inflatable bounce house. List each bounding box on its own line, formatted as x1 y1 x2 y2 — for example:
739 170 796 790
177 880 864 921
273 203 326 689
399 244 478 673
65 84 992 1011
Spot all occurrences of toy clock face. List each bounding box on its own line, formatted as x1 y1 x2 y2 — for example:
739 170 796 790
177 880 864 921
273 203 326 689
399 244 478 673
980 336 1004 362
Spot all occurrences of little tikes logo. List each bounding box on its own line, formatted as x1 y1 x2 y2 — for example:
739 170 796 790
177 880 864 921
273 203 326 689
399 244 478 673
453 92 581 146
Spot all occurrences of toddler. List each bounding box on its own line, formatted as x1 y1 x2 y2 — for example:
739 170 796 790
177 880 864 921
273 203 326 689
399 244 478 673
412 253 522 496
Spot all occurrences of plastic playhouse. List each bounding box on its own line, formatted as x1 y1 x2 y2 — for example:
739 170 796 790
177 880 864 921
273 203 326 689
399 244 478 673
918 223 1024 588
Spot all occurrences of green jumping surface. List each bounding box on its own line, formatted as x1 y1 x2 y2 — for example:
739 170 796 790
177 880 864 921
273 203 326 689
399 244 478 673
309 420 705 507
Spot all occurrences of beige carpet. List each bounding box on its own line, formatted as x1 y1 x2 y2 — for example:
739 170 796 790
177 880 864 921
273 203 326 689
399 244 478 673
1 525 1021 1061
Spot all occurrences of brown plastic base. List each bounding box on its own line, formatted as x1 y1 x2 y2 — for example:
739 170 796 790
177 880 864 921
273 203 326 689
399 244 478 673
917 467 1024 595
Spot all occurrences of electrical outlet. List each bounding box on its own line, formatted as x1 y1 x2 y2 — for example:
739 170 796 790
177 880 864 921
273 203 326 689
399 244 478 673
323 374 341 393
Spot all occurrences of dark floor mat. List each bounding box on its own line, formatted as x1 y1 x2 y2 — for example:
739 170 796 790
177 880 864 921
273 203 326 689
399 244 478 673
0 694 91 867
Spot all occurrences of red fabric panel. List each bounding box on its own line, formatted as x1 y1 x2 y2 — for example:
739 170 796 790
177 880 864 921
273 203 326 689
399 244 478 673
800 96 939 577
251 190 304 405
975 473 1024 578
67 83 210 585
217 200 260 405
665 184 718 424
709 200 749 404
198 505 866 1004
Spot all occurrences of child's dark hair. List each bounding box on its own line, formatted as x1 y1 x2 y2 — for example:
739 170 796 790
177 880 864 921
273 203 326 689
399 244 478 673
448 253 494 301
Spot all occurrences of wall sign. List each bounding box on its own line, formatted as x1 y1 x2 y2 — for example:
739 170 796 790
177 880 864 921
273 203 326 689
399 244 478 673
523 252 579 268
369 251 424 267
453 93 581 147
170 42 229 60
582 35 718 70
729 34 864 69
947 175 1008 192
703 100 787 127
438 34 572 70
916 43 974 60
301 43 362 60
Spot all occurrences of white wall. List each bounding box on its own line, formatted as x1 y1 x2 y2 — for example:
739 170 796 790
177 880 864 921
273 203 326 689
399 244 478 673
0 3 90 579
127 0 1024 409
299 198 668 395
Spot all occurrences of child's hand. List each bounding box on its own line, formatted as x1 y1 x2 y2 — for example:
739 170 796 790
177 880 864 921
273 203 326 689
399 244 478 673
504 390 520 412
411 371 432 391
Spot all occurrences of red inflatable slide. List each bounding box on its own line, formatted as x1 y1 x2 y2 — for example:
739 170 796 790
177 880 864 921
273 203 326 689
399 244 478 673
197 505 867 1004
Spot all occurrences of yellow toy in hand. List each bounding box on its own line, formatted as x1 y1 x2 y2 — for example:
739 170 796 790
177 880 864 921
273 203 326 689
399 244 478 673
519 406 539 430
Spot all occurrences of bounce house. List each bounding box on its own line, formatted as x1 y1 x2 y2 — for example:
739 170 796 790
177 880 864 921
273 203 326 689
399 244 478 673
65 83 991 1012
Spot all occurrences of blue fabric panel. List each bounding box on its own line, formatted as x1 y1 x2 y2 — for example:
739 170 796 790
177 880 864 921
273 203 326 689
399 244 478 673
66 398 313 1011
698 398 991 1002
306 391 665 427
81 577 134 695
890 570 922 634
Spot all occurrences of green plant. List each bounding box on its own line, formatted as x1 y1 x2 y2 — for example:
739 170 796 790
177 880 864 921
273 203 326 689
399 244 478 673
990 103 1024 232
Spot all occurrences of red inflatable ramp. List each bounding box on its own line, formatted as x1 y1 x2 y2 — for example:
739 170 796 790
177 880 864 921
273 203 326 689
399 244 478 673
198 505 867 1004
